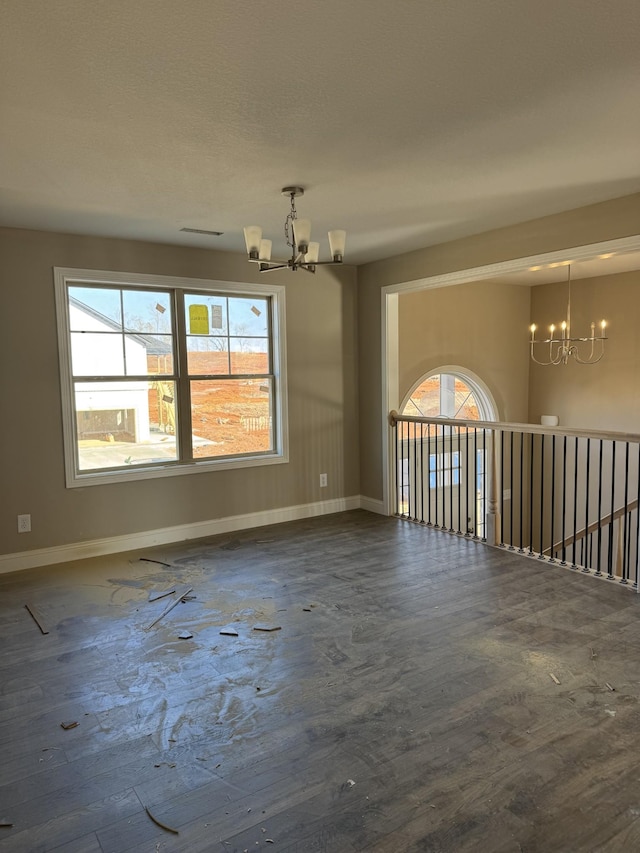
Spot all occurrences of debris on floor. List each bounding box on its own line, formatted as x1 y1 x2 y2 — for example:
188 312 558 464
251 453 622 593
144 805 179 834
253 626 282 632
605 709 617 717
0 821 14 828
148 588 176 602
25 603 49 635
146 587 194 630
346 779 356 787
220 630 239 637
60 721 79 730
605 682 616 691
549 673 561 685
139 558 173 568
177 631 194 640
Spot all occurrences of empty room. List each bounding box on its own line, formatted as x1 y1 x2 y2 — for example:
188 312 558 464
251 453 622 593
2 2 640 851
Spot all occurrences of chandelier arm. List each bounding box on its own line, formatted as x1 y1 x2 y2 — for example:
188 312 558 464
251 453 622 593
530 344 563 366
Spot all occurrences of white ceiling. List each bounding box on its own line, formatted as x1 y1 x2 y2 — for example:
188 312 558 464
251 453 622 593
1 1 640 265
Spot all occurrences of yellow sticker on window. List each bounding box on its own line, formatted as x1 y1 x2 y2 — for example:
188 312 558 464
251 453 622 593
189 304 209 334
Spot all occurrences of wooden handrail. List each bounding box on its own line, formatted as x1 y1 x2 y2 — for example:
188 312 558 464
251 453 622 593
544 499 639 556
389 410 640 445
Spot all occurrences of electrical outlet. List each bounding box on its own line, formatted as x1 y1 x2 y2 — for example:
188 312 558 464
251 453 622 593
17 514 31 533
319 473 328 488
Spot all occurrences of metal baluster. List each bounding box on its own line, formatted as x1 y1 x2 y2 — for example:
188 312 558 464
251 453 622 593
412 421 417 520
538 434 545 559
473 427 479 540
529 432 535 556
621 441 630 584
482 429 487 542
448 426 454 532
560 436 567 565
634 444 640 589
394 420 399 515
518 431 525 552
571 437 579 569
509 431 515 550
500 429 505 547
595 440 604 576
434 424 440 529
419 424 425 524
466 428 471 536
607 441 616 579
582 439 591 573
549 434 556 563
457 426 462 534
427 422 432 526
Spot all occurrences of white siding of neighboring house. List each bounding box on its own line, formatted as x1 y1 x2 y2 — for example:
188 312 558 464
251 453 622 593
69 305 151 442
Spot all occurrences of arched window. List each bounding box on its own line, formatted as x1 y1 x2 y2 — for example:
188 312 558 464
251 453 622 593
398 369 497 537
401 368 497 422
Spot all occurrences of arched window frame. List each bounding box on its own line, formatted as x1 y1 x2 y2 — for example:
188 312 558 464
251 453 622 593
400 365 498 422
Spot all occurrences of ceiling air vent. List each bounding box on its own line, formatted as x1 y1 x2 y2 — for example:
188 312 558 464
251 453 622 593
180 227 224 236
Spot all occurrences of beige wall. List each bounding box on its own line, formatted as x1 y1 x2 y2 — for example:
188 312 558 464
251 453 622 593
529 269 640 432
0 227 359 556
358 192 640 503
398 281 530 421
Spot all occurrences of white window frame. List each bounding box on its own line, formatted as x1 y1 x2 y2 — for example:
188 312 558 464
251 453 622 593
54 267 288 488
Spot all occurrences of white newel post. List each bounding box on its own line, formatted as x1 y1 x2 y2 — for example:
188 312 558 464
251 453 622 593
486 428 501 546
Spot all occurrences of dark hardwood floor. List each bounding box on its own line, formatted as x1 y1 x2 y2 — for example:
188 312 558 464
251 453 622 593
2 510 640 852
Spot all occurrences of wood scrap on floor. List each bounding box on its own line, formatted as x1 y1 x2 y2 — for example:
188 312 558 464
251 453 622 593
0 821 13 828
253 626 282 632
549 673 561 685
148 588 176 602
145 587 194 630
144 805 179 834
25 603 49 635
177 631 193 640
220 630 239 637
139 558 173 568
60 721 78 730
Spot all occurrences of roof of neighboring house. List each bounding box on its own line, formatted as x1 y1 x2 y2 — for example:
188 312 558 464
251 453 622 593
69 296 173 355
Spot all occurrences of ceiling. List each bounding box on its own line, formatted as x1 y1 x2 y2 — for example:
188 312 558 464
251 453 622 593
1 1 640 266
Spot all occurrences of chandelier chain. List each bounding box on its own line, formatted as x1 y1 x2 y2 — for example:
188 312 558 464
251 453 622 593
284 193 298 250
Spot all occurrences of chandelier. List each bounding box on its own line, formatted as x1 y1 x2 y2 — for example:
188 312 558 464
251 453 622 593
529 264 607 365
243 187 346 273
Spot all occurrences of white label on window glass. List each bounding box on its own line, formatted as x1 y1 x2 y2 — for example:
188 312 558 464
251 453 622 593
155 303 166 314
211 305 223 328
251 305 261 317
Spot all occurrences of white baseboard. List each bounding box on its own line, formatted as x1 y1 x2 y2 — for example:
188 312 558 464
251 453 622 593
359 495 387 515
0 495 374 574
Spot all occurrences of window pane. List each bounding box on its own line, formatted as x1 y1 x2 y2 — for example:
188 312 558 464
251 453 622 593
123 290 172 334
187 337 230 375
69 287 122 330
230 337 269 374
126 334 174 375
184 293 228 336
71 332 124 376
74 380 178 471
228 296 269 336
191 378 273 458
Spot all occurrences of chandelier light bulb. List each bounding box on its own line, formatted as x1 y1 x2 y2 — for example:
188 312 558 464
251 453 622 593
328 230 346 262
243 226 262 259
258 239 272 261
292 218 311 254
304 242 320 264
